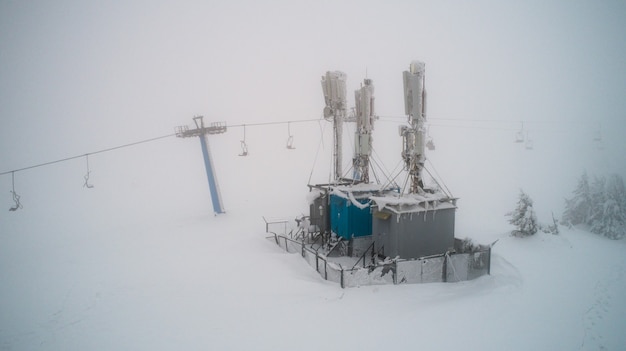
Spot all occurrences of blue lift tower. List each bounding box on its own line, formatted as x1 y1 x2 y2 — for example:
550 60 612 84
176 116 227 214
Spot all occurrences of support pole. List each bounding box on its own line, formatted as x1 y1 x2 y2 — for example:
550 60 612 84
402 60 427 193
199 134 225 214
321 71 347 182
333 116 343 181
175 116 227 215
353 78 375 183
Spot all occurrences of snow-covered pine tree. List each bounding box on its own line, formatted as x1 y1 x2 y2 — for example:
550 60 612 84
590 174 626 239
507 190 538 237
562 171 591 226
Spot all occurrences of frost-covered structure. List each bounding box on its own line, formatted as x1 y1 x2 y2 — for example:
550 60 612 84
371 192 457 259
269 61 491 287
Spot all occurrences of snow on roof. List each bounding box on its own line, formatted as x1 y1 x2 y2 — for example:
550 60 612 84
370 192 457 214
332 182 391 194
306 188 324 205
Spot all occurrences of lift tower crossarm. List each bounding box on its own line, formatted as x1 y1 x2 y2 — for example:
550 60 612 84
175 117 227 138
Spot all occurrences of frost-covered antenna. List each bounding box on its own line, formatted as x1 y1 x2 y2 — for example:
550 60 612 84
321 71 347 181
352 78 375 183
9 171 22 211
83 154 94 188
400 60 427 193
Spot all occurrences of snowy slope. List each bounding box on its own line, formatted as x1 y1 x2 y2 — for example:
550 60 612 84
2 1 626 349
1 121 625 351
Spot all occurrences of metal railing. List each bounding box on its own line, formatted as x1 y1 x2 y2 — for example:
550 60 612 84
269 233 491 288
352 241 375 270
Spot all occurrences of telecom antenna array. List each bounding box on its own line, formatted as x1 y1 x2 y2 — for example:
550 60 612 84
401 60 427 193
321 71 348 181
175 116 227 214
352 78 375 182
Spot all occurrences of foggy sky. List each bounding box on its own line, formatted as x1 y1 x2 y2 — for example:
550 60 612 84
1 0 626 192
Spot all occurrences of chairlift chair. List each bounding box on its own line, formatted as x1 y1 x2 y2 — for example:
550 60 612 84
8 172 22 211
239 140 248 156
525 132 533 150
595 139 604 151
9 191 21 211
515 122 525 143
525 140 534 150
84 173 94 188
286 122 295 149
286 136 295 150
593 130 602 142
239 125 249 156
83 154 94 188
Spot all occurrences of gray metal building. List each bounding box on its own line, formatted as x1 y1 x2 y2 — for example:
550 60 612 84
371 194 457 259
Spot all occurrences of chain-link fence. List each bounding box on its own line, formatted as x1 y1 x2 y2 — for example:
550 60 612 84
269 233 491 288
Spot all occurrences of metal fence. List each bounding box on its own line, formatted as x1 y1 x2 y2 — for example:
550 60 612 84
269 233 491 288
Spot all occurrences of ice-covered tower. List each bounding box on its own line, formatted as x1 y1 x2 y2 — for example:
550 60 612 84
353 78 375 182
400 60 427 193
321 71 348 181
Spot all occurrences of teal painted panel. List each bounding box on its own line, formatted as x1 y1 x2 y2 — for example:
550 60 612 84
330 194 372 239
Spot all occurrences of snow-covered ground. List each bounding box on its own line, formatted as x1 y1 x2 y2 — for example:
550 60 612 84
2 1 625 349
1 120 625 351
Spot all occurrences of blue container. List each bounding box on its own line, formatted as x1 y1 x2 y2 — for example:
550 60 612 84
330 194 372 239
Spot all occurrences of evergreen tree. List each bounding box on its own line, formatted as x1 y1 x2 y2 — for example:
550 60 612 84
564 172 626 240
590 174 626 239
507 190 538 237
588 175 607 228
562 171 591 226
606 174 626 206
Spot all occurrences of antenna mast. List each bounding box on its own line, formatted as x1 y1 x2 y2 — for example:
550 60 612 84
353 78 375 183
401 60 427 193
321 71 348 181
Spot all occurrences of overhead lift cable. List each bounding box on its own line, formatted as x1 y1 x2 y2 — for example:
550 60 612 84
0 133 175 176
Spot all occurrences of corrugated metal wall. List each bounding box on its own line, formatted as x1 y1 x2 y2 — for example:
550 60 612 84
330 194 372 239
373 207 455 259
309 193 330 233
